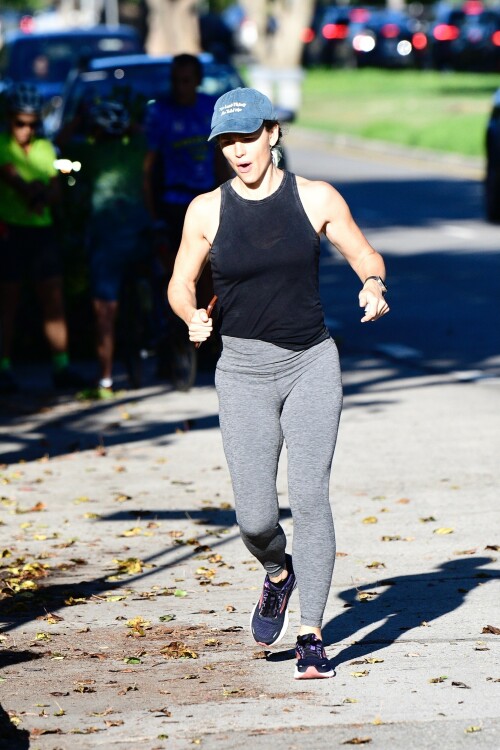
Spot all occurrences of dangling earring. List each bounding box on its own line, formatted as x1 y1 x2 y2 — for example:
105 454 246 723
271 146 280 167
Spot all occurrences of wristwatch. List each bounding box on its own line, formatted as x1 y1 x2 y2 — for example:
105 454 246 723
364 276 387 294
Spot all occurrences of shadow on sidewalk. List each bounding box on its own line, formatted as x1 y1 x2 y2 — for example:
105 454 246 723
0 703 30 749
0 525 240 639
323 556 499 664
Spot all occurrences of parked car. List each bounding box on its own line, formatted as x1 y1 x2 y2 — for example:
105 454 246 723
0 25 143 110
302 5 353 67
430 4 500 71
428 6 465 69
49 52 245 141
485 87 500 222
350 9 430 68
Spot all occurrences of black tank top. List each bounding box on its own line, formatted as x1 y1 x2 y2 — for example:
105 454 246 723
210 171 329 351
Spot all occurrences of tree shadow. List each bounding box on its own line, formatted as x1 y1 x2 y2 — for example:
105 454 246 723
0 702 30 749
0 649 43 670
322 556 499 665
0 525 240 636
0 383 220 464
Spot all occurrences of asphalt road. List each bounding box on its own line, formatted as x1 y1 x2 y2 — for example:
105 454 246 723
287 129 500 378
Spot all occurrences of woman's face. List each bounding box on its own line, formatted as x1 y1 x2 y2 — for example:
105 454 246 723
10 112 38 146
219 124 278 184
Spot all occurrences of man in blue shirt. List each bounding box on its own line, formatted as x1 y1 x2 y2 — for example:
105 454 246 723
143 53 231 284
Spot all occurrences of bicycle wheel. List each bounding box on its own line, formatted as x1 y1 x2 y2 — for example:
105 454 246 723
168 336 197 392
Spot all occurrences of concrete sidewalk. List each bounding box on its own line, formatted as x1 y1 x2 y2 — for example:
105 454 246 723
0 353 499 749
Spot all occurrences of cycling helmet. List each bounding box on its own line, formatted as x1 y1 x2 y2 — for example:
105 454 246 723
90 100 130 135
7 82 43 115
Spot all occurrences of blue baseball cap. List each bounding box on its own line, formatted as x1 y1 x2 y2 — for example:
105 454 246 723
208 87 276 141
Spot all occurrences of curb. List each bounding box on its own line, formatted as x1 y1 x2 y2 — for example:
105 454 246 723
286 125 485 179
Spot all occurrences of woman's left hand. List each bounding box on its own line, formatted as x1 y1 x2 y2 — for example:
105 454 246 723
359 287 390 323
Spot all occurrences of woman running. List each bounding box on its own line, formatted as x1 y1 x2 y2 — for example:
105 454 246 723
168 87 389 680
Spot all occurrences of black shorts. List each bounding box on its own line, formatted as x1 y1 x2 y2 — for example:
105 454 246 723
0 224 62 283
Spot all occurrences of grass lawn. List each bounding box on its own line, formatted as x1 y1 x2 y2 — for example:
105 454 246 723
297 68 499 157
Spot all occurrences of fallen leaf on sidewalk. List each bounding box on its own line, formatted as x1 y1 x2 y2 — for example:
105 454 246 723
366 561 385 569
381 535 401 542
31 728 63 736
112 557 154 576
126 616 151 636
362 517 378 524
452 681 471 689
482 625 500 635
357 591 379 602
464 726 482 733
433 528 454 535
161 642 198 659
429 676 448 683
351 670 369 677
485 544 500 551
64 596 87 606
252 650 268 659
15 501 46 513
342 737 372 745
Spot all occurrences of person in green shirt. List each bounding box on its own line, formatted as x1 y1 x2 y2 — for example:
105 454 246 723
0 82 86 394
64 100 150 391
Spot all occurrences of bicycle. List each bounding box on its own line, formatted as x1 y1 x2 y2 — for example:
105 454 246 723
118 254 198 392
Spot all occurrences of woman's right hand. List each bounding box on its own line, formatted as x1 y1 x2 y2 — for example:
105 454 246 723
188 308 213 344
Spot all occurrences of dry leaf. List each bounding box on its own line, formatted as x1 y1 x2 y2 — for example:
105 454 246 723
344 739 371 747
464 726 482 733
482 625 500 635
429 675 448 683
161 641 198 659
351 670 369 677
366 561 385 569
433 527 454 535
362 517 378 524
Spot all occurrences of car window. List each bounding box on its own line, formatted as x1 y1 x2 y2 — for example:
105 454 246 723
60 60 244 137
7 34 141 84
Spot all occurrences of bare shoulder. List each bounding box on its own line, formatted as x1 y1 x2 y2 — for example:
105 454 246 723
185 187 222 244
294 175 347 232
295 174 343 204
188 186 221 220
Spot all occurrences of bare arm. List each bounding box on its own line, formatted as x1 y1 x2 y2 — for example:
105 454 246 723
301 179 390 323
167 192 218 343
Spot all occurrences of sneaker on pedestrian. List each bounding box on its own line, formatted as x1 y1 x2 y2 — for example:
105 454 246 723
52 366 88 390
294 633 333 680
250 554 296 646
0 369 19 394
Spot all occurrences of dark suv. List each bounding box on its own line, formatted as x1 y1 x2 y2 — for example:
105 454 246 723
0 26 143 107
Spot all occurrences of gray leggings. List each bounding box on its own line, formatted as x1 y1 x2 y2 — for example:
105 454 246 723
215 335 343 628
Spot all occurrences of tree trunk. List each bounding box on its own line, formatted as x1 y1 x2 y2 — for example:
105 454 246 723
144 0 201 56
239 0 315 113
240 0 315 68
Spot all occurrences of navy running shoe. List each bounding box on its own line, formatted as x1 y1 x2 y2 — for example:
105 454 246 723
250 554 296 646
294 633 333 679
